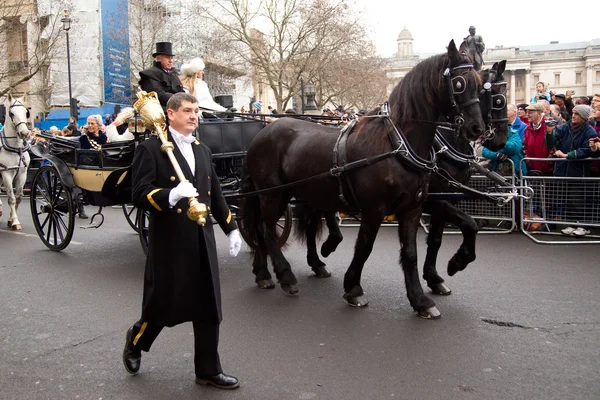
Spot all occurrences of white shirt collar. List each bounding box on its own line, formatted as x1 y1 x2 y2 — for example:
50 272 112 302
169 127 195 144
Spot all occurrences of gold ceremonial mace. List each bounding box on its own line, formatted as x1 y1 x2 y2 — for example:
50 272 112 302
134 91 208 226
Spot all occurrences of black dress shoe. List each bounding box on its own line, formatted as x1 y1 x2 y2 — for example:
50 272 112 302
196 373 240 389
123 327 141 375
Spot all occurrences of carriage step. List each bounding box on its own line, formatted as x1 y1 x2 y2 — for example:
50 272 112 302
80 212 104 229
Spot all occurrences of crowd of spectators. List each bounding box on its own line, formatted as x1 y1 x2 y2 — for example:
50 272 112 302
479 87 600 236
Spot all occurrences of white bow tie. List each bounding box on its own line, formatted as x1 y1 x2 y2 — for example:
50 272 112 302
178 134 196 144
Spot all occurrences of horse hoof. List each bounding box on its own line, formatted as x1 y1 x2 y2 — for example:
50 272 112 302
12 224 22 231
312 265 331 278
321 236 342 258
429 282 452 296
256 279 275 289
417 306 441 319
346 295 369 307
280 284 299 295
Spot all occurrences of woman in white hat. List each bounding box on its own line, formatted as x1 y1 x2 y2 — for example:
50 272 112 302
180 58 227 117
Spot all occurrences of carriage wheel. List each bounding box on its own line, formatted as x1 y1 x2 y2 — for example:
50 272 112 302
137 207 150 256
237 204 292 248
122 204 140 233
29 166 75 251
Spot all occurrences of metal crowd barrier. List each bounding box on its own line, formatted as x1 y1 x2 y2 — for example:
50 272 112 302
519 157 600 244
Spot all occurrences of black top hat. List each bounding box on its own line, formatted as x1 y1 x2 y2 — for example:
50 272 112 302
153 42 175 57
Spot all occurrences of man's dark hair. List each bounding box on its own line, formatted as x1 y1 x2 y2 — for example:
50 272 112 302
517 103 528 111
166 93 198 111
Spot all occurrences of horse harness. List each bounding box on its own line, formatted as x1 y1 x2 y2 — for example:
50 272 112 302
331 105 437 212
444 63 480 128
479 69 508 143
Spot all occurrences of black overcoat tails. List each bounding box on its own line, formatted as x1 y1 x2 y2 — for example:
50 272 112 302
132 132 237 327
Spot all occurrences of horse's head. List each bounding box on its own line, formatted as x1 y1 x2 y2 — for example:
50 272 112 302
479 60 509 151
444 40 485 142
6 94 30 140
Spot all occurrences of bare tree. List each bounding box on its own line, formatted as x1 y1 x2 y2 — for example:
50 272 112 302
0 1 70 98
127 0 170 84
202 0 370 111
318 47 390 111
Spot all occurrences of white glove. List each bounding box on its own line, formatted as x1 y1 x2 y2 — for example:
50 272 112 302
228 229 242 257
169 181 199 206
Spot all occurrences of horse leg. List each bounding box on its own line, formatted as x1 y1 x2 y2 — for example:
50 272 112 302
320 211 343 258
253 231 275 289
262 197 298 295
398 208 440 319
3 175 20 230
305 210 331 278
11 167 27 230
422 202 452 295
440 202 479 277
342 209 383 307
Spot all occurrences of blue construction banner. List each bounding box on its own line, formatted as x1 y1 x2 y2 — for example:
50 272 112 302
101 0 131 105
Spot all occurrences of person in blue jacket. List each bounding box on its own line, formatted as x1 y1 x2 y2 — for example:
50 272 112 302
482 126 527 176
508 104 527 142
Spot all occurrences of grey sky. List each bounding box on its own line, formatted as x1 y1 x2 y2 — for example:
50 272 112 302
353 0 598 57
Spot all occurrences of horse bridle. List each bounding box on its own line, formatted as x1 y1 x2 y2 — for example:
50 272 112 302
8 100 30 132
1 100 31 156
443 63 480 128
479 70 508 142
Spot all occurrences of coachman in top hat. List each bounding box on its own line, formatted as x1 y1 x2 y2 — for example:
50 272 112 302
138 42 184 108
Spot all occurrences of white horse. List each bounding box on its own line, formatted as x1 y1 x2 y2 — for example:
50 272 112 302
0 94 31 230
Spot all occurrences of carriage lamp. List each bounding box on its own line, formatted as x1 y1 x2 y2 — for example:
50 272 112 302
61 10 74 119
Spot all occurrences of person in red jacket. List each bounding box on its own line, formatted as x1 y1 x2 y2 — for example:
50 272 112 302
522 103 553 174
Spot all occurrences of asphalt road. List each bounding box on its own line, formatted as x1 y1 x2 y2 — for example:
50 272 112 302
1 201 598 400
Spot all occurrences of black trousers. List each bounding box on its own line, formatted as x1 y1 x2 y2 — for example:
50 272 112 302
129 319 222 377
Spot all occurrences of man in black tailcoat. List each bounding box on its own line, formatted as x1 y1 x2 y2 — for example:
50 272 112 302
122 93 242 390
138 42 184 108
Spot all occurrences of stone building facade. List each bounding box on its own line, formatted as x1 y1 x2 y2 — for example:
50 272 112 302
387 28 600 104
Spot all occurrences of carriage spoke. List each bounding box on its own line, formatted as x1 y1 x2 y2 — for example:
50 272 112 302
45 215 53 244
52 214 66 241
52 215 59 245
55 212 69 234
35 183 51 203
39 213 50 231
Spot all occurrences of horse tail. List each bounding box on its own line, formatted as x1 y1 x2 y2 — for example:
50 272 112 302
293 204 323 244
239 170 261 251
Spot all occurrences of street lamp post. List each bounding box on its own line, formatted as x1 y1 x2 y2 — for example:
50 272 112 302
300 78 305 114
60 10 73 118
304 82 318 114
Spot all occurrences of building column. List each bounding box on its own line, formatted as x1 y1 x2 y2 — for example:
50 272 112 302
510 70 516 105
587 64 594 95
525 69 531 103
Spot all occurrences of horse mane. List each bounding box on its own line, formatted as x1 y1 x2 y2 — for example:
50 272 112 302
389 53 450 129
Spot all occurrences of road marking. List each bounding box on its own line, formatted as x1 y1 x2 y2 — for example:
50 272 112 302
0 229 83 245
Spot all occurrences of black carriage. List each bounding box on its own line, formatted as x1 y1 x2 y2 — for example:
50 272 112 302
28 118 292 251
29 132 138 250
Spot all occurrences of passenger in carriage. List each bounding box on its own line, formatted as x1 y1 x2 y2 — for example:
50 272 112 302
179 57 227 120
138 42 184 109
105 108 135 142
79 115 108 150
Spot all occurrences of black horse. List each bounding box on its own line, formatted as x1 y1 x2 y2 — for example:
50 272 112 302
240 40 485 317
421 61 508 299
295 61 510 287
